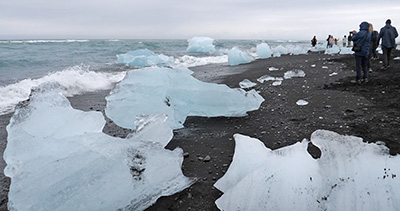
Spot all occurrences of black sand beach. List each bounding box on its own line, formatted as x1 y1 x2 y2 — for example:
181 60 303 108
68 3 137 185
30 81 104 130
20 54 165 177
0 50 399 210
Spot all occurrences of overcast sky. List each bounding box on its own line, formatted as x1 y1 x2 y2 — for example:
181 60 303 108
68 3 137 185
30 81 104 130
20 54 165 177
1 0 399 41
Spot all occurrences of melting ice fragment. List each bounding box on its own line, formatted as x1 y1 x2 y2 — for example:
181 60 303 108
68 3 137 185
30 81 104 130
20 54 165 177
340 47 354 55
284 69 306 79
296 99 309 106
4 82 194 211
257 75 283 83
228 47 255 66
105 67 264 130
256 43 272 59
186 37 216 54
268 67 279 71
239 79 257 89
117 49 174 67
325 45 340 54
214 130 400 211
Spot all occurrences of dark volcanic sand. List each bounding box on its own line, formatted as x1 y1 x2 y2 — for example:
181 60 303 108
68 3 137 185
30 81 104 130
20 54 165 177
0 50 399 210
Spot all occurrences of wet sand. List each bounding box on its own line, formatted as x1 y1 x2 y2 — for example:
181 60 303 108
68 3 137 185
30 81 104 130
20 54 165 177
0 50 399 210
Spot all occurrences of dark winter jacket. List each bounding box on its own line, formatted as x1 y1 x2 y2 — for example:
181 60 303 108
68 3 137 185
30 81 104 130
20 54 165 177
352 22 371 57
378 23 399 48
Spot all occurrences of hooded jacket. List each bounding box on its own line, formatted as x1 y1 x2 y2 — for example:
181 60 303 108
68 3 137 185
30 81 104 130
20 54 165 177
378 23 399 48
352 21 371 57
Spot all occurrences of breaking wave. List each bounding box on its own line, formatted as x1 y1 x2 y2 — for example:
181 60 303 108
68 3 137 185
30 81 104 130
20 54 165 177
0 65 126 115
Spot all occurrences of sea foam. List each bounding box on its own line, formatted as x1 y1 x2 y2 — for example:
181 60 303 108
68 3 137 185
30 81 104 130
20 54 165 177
0 65 125 115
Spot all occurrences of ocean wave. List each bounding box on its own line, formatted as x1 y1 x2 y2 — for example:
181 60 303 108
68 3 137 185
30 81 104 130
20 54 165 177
174 55 228 67
0 65 126 115
0 39 90 44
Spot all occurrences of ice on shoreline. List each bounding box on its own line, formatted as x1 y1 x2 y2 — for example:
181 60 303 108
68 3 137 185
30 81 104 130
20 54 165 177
215 130 400 211
117 49 174 67
256 43 272 59
284 69 306 79
186 37 216 54
4 82 194 211
228 47 255 66
239 79 257 89
105 67 264 130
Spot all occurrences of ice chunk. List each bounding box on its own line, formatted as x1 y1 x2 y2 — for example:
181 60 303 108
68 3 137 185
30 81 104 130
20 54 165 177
311 64 316 67
284 69 306 79
185 37 216 54
272 45 289 57
4 82 194 211
310 43 327 52
339 47 354 55
292 46 308 55
228 47 255 66
215 130 400 211
329 72 338 76
325 45 340 54
296 99 309 106
105 67 264 130
272 80 282 86
257 75 283 83
239 79 257 89
117 49 174 67
393 57 400 60
174 55 228 67
397 45 400 50
256 43 272 59
268 67 279 71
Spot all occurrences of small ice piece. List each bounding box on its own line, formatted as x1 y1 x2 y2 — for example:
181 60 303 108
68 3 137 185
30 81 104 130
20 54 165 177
272 80 282 86
284 69 306 79
322 66 328 69
296 99 309 106
268 67 279 71
117 49 174 67
396 45 400 50
329 72 338 76
185 37 216 54
325 45 340 54
256 43 272 59
239 79 257 89
106 67 264 130
215 130 400 211
228 47 255 66
257 75 283 83
394 57 400 60
311 64 316 68
4 82 195 211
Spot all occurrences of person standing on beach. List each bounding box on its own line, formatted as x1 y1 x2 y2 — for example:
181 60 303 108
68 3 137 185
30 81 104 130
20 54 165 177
348 32 353 47
377 19 398 69
311 36 317 47
343 35 347 47
352 21 371 83
367 23 379 72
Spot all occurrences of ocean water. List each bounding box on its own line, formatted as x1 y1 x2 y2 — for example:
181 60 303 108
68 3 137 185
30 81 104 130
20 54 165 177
0 39 309 115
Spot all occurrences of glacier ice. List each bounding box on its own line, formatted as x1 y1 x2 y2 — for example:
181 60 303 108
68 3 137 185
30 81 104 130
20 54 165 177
117 49 174 67
339 47 354 55
292 45 308 55
257 75 283 84
284 69 306 79
239 79 257 89
214 130 400 211
185 37 216 54
268 67 279 71
296 99 309 106
4 82 194 211
105 67 264 130
256 43 272 59
325 45 340 55
272 45 289 57
228 47 255 66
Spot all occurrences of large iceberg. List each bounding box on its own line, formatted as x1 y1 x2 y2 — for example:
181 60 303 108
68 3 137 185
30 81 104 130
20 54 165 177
4 82 194 211
215 130 400 211
228 47 255 66
256 43 272 59
185 37 216 54
105 67 264 130
117 49 174 67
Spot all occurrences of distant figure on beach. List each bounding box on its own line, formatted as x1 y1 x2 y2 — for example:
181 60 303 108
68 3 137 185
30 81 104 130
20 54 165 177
329 36 335 47
311 36 317 47
377 19 398 69
334 38 338 46
368 23 379 72
343 35 347 47
326 35 331 48
348 32 353 47
352 21 371 84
